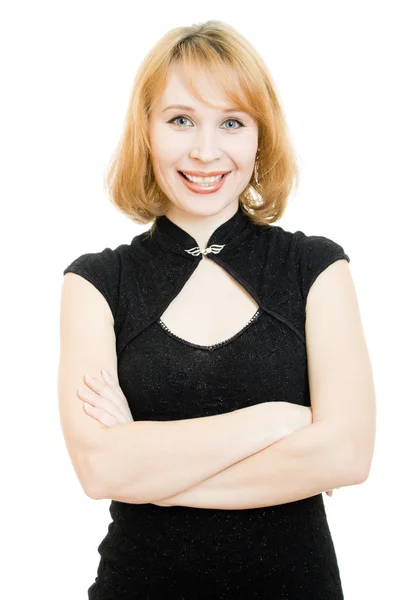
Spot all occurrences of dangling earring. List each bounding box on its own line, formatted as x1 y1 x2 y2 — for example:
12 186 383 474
254 149 260 186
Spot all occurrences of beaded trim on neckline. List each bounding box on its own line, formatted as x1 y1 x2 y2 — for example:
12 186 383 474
157 307 261 351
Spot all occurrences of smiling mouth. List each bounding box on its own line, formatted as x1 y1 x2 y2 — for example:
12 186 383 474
178 171 229 181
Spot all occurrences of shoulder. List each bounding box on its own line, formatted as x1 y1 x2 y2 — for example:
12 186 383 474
258 222 348 253
62 241 132 329
257 222 350 301
63 240 134 281
259 222 349 261
292 228 350 300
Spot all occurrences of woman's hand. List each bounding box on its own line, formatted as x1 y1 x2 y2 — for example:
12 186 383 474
78 369 173 506
77 369 134 427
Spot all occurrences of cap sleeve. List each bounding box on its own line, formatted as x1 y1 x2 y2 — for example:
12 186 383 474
296 231 350 304
63 247 120 325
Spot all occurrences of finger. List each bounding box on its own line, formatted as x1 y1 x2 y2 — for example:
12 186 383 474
79 375 121 411
78 386 104 407
83 374 132 422
101 369 126 401
83 402 118 427
78 385 121 416
84 374 113 399
78 386 129 424
84 374 126 407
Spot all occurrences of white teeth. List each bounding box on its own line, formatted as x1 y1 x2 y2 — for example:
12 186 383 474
182 172 224 184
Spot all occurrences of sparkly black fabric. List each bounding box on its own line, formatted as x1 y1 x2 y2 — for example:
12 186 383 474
63 204 350 599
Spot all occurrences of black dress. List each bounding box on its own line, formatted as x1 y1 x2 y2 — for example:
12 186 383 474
63 204 350 599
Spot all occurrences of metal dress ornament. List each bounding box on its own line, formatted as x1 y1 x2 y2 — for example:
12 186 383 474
184 244 226 257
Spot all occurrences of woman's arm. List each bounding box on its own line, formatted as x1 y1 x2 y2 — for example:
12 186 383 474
93 401 297 503
160 258 375 510
155 419 359 509
80 372 322 507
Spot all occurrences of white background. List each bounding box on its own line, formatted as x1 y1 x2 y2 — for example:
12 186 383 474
2 1 398 598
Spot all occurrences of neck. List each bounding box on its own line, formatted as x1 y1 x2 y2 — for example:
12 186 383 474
164 202 240 249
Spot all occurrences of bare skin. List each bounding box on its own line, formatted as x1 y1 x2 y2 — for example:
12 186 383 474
77 370 336 502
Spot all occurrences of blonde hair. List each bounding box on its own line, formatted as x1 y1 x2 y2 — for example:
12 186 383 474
104 20 299 227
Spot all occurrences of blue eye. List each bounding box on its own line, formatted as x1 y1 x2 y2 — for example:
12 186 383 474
168 115 244 129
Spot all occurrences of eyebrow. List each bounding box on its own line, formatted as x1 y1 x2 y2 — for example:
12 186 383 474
161 104 245 114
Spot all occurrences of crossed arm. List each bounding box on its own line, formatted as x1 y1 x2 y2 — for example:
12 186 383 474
152 419 361 510
88 261 374 508
134 262 374 508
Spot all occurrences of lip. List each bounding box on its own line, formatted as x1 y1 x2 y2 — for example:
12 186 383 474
179 170 232 177
178 170 230 194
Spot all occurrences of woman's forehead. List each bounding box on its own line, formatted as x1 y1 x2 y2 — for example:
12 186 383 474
155 65 247 112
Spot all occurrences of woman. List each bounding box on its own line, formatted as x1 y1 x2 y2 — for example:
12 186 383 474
59 20 375 599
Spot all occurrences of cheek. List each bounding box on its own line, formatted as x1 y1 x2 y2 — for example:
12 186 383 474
232 160 255 178
151 139 182 169
153 164 178 192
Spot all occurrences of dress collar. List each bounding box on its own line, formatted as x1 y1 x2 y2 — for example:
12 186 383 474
151 203 254 260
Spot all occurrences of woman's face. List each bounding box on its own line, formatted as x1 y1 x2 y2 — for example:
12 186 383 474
148 63 259 220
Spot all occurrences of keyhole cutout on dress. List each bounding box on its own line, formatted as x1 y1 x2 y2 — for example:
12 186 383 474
158 257 260 347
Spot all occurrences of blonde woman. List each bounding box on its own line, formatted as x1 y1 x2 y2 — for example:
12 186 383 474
59 20 375 599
